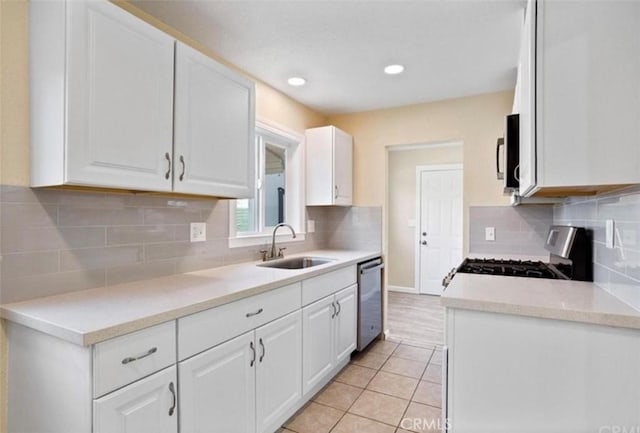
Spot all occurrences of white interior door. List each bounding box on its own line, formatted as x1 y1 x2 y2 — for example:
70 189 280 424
417 166 463 295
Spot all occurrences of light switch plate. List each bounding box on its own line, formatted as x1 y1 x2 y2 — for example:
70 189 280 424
190 222 206 243
485 227 496 241
408 219 416 228
307 220 315 233
605 219 615 249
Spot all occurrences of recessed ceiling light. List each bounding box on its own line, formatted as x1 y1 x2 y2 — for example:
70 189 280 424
288 77 306 86
384 64 405 75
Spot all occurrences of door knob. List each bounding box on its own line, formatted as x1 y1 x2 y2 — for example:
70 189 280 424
421 241 427 245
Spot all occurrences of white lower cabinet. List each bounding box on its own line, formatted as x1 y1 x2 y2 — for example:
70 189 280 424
179 332 256 433
334 285 357 363
256 311 303 433
302 295 335 394
302 285 357 395
6 267 359 433
93 366 178 433
446 308 640 432
179 311 302 433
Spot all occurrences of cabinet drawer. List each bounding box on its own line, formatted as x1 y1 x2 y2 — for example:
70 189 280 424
302 266 357 306
178 283 301 360
93 321 176 398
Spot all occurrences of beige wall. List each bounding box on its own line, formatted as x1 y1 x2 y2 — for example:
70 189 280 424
327 90 514 258
388 145 463 288
0 2 326 431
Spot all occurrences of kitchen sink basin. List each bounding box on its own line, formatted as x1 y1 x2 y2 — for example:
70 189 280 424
257 256 335 270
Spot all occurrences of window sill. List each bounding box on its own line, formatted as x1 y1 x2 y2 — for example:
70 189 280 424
228 232 307 249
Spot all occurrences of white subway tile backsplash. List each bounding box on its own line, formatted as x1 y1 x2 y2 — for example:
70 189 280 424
58 207 144 227
0 185 381 303
554 185 640 310
469 205 553 257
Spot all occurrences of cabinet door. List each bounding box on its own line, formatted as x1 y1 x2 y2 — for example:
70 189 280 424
66 1 174 191
334 285 357 363
255 311 302 433
537 0 640 190
179 331 255 433
93 366 177 433
333 127 353 206
302 295 335 395
174 42 255 198
517 0 536 196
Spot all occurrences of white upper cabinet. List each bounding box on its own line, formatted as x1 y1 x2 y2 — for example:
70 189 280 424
306 126 353 206
517 0 640 197
30 0 175 191
174 42 255 198
29 1 255 198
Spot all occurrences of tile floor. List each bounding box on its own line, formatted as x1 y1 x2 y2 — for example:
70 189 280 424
280 338 443 433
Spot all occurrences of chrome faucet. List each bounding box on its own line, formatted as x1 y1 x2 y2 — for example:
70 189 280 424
262 223 297 261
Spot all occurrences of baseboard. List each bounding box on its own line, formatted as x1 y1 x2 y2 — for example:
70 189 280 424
388 285 419 294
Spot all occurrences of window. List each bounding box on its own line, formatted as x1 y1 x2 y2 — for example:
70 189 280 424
229 121 305 247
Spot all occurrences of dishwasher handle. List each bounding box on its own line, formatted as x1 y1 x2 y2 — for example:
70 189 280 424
360 263 384 275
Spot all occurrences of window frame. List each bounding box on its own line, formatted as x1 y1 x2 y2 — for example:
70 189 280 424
228 119 306 248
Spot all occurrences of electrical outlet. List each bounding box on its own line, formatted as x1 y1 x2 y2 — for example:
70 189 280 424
307 220 315 233
485 227 495 241
190 222 206 243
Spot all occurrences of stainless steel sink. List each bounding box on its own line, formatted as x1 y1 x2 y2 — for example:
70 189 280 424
257 256 335 269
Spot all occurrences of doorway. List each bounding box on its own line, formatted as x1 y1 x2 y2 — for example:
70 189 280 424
415 164 463 295
384 142 463 347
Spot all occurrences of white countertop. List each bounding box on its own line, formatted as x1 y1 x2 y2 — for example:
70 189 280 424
0 250 380 346
441 273 640 330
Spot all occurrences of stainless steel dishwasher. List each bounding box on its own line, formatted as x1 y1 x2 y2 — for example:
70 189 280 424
357 257 384 351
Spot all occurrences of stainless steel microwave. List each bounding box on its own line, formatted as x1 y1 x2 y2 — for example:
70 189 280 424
496 113 519 193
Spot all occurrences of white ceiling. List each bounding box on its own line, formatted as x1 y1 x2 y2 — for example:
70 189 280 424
133 0 525 115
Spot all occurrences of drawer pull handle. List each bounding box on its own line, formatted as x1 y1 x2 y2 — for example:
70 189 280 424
168 382 176 416
331 302 336 319
246 308 263 318
336 300 341 316
259 338 265 363
250 341 256 367
121 347 158 365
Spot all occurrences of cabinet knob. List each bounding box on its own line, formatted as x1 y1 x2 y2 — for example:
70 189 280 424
421 241 427 245
422 232 427 236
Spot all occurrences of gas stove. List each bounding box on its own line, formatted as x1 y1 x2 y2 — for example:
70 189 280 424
455 258 561 279
442 226 593 289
